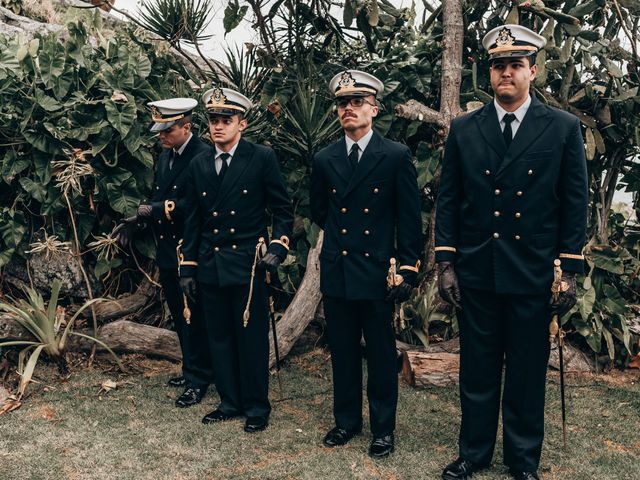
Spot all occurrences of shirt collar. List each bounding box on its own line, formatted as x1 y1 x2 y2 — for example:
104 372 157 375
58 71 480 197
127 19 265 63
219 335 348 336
174 133 193 156
215 140 240 159
494 94 531 124
345 129 374 155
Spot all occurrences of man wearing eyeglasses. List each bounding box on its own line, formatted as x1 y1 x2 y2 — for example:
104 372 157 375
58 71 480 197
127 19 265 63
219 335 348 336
310 70 422 458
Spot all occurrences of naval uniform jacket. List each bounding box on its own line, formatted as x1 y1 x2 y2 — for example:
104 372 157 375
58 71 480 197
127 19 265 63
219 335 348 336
149 135 213 270
435 94 588 294
178 138 293 285
311 130 422 300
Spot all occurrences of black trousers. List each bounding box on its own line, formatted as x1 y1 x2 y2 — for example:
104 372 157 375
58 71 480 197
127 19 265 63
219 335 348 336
457 287 551 472
199 280 271 418
323 296 397 437
159 268 213 389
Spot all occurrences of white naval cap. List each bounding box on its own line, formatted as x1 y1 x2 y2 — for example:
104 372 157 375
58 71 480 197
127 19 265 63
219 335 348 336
329 70 384 98
202 87 252 116
148 98 198 132
482 24 547 60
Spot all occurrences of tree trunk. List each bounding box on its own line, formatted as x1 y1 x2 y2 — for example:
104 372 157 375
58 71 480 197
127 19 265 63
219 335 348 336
401 351 460 388
268 232 323 368
85 320 181 361
92 279 157 323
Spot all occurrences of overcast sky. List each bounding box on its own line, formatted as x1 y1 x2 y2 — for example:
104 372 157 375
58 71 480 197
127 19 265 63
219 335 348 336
112 0 425 62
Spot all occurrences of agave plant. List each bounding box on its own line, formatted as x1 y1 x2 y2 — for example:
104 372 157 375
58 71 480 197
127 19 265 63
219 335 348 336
0 280 123 399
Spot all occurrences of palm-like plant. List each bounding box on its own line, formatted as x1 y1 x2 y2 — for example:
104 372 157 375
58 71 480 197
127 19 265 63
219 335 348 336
136 0 214 45
0 280 123 399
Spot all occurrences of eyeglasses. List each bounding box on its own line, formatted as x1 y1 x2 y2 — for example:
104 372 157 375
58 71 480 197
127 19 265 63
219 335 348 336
335 97 376 109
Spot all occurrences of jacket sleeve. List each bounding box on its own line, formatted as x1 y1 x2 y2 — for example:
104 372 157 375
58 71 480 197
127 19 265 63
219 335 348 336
178 159 202 278
395 145 422 284
557 117 588 274
310 154 328 229
264 149 294 260
434 120 462 263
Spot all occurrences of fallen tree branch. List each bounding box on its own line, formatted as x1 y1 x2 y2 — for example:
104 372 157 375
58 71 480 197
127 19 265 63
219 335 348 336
268 232 323 368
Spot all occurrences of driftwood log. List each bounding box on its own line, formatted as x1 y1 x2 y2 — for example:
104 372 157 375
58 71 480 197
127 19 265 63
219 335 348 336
401 336 595 389
0 316 181 361
268 232 323 368
93 279 157 323
401 350 460 388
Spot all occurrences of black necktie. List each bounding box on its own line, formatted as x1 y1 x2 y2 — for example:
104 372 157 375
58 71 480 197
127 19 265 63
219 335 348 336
503 113 516 147
218 153 230 180
349 143 359 173
169 150 176 170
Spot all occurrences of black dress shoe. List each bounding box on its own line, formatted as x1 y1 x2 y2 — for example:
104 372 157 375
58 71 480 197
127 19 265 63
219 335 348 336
368 434 394 459
244 416 268 433
167 376 186 388
442 458 487 480
509 470 540 480
202 409 241 425
322 426 361 447
175 387 206 408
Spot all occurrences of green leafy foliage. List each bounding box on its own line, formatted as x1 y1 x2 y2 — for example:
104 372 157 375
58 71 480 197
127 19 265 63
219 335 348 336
0 280 123 399
0 21 195 284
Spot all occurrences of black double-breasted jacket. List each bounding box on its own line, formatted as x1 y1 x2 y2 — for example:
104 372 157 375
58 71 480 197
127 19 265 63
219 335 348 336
149 135 213 270
310 131 422 300
178 138 293 286
435 94 588 294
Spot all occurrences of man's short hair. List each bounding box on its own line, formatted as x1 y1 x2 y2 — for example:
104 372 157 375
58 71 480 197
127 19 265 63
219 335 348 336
176 114 193 127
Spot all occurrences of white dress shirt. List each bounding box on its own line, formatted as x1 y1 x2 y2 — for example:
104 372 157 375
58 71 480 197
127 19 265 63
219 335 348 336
214 141 240 174
170 133 193 169
494 95 531 139
345 129 374 162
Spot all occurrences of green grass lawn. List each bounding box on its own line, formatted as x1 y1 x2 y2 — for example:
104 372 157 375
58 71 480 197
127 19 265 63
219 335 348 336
1 349 638 480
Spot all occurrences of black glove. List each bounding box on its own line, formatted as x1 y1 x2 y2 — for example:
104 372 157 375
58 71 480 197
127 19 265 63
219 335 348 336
257 252 282 274
137 204 153 218
549 273 577 317
386 282 414 303
437 261 462 310
179 276 197 303
113 216 138 249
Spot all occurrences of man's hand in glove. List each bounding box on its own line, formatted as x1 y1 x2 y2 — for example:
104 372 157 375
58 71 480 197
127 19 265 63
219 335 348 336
386 282 413 303
386 271 416 304
113 216 138 249
137 204 153 218
549 273 577 317
179 276 197 303
257 252 282 274
437 261 462 310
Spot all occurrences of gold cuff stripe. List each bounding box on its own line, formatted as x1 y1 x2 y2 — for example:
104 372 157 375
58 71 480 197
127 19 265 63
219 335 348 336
559 253 584 260
270 236 290 251
152 113 185 123
435 246 457 253
179 260 198 266
164 200 175 221
400 265 419 274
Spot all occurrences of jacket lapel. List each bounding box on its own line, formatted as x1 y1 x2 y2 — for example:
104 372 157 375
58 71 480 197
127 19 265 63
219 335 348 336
212 138 253 208
156 150 173 194
327 138 352 184
496 95 552 176
343 130 385 199
157 137 202 194
475 101 507 160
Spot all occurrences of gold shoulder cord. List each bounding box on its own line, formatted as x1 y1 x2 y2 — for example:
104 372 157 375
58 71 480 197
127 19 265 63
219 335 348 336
387 258 406 332
243 237 266 327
